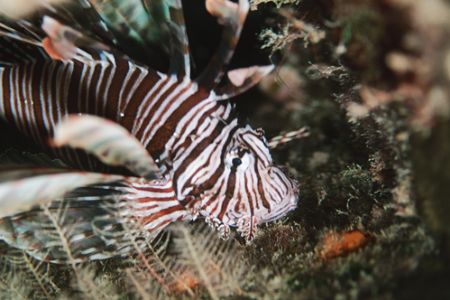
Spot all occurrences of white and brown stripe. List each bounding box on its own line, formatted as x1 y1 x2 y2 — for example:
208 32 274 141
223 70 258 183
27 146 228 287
0 0 299 262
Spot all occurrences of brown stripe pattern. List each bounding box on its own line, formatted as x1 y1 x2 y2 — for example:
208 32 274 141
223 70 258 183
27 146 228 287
0 0 299 252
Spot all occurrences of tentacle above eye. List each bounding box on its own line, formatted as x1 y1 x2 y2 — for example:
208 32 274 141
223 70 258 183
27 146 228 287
268 127 310 149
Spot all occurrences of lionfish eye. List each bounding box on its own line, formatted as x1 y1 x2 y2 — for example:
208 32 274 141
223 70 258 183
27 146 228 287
232 157 242 167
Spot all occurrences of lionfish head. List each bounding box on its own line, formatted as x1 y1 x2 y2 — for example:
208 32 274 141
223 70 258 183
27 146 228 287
178 125 299 241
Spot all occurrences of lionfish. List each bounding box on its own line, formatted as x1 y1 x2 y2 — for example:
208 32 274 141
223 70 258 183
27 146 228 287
0 0 302 263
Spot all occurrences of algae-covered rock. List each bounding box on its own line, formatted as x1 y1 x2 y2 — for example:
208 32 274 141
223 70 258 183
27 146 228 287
237 0 450 298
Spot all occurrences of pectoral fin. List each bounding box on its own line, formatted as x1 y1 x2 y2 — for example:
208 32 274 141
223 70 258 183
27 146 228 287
52 114 161 179
0 170 190 263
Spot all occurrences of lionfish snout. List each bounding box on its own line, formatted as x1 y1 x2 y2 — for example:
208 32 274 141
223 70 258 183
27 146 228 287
255 165 299 223
181 128 300 241
224 165 299 241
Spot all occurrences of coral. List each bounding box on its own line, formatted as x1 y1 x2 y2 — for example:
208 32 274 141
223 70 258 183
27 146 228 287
236 0 449 298
317 230 370 260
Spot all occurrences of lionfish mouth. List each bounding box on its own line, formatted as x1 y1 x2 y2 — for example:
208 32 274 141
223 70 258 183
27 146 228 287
261 202 298 223
182 185 214 217
263 191 299 223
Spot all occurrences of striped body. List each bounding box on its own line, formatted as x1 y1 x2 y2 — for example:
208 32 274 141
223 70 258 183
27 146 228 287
0 0 299 262
0 52 297 229
0 175 186 262
0 55 210 169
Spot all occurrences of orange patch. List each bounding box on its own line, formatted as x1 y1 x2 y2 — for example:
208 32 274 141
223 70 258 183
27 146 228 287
319 230 369 259
42 37 64 60
169 271 201 294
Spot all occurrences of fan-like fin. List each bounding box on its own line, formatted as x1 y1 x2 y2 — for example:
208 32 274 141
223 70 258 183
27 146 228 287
0 18 48 65
41 16 109 60
90 0 167 67
197 0 249 90
92 0 157 48
45 0 118 47
0 169 191 263
52 114 161 179
166 0 191 77
143 0 191 77
0 166 123 219
42 16 109 60
0 13 112 66
215 65 274 100
0 184 128 263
